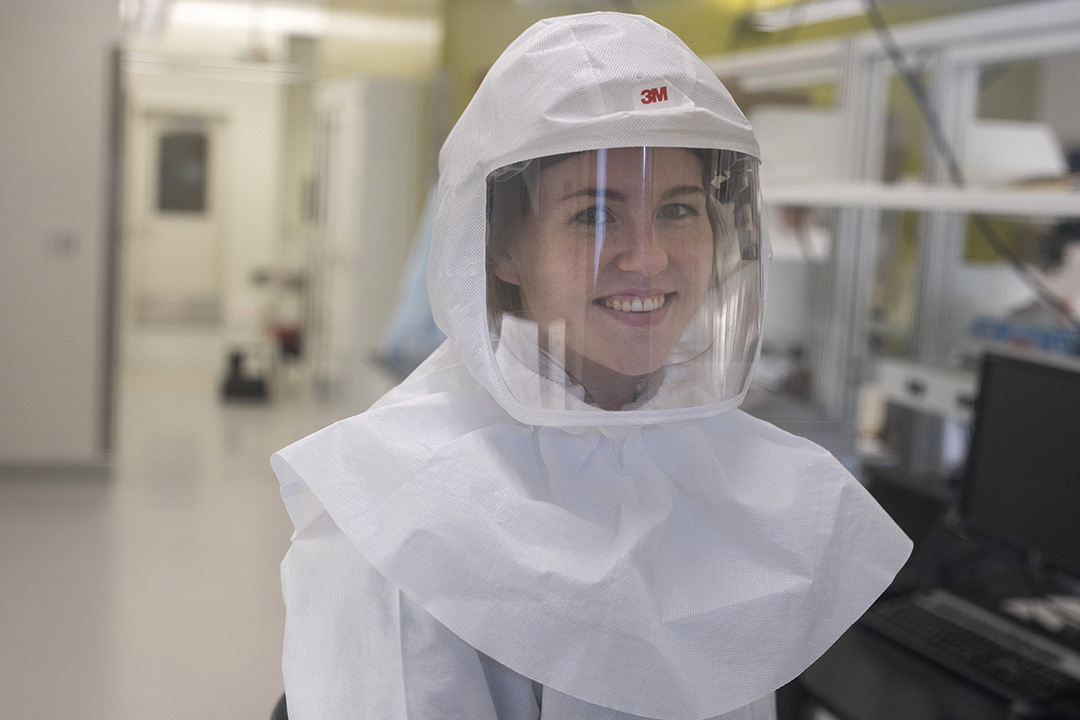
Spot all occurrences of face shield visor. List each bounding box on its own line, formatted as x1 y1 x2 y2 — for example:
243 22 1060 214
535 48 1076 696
486 146 763 413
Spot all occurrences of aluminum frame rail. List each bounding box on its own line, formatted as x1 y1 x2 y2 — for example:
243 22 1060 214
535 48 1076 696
704 0 1080 465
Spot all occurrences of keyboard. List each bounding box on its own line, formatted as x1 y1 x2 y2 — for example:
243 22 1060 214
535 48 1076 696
861 589 1080 705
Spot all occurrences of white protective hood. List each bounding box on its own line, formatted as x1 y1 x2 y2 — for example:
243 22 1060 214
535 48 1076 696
274 12 911 720
432 12 764 427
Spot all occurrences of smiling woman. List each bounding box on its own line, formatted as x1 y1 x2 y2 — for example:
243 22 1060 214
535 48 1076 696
487 146 763 411
272 12 911 720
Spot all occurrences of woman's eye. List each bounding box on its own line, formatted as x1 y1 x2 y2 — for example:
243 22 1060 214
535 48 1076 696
657 203 699 220
572 206 609 226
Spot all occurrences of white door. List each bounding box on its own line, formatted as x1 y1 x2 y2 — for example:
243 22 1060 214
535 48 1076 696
126 111 227 326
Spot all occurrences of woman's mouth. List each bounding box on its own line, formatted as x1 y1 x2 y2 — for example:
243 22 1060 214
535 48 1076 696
599 294 667 313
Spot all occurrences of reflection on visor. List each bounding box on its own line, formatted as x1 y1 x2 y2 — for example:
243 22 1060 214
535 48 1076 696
486 147 763 412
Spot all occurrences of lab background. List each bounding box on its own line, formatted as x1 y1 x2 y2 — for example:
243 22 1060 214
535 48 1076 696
2 0 1079 718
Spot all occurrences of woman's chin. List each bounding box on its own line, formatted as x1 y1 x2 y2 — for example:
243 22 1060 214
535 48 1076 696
581 354 665 382
577 331 681 381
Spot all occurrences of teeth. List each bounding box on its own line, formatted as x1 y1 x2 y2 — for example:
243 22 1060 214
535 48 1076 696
603 294 666 313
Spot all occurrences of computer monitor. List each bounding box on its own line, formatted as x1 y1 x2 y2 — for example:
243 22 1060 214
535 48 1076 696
960 352 1080 577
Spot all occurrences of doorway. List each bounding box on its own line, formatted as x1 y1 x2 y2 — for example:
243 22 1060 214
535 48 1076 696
125 110 228 328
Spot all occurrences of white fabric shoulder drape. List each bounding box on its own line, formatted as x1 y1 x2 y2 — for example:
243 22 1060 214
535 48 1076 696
280 482 776 720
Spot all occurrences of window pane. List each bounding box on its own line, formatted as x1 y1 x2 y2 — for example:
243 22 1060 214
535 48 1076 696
158 131 208 213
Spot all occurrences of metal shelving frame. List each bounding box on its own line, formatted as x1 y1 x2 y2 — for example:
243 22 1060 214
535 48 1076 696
707 0 1080 472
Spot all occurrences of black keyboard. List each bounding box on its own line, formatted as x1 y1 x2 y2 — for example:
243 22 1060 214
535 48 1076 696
861 590 1080 705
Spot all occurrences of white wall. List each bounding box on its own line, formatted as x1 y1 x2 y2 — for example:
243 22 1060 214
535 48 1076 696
0 0 119 464
1040 52 1080 152
308 79 426 410
122 68 284 366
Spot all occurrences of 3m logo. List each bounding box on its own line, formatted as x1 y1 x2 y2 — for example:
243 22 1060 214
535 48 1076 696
640 86 669 104
633 81 684 109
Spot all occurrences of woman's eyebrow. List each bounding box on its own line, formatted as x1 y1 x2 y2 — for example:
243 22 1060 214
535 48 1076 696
557 185 705 203
660 185 706 201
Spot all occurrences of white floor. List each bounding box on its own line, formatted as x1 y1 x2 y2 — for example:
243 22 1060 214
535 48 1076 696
0 332 360 720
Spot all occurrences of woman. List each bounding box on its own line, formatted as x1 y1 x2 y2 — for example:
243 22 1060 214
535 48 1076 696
273 12 911 720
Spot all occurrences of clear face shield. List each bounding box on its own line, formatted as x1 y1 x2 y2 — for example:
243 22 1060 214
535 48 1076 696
486 146 763 412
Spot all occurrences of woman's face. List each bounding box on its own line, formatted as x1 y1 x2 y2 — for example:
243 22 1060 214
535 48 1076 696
493 147 714 395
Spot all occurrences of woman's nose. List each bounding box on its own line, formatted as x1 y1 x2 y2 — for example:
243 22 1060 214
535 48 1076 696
613 218 668 276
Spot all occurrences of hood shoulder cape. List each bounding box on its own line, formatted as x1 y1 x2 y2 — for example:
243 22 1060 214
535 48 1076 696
273 341 911 720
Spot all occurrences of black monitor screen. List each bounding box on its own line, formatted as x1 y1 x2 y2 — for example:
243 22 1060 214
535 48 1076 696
961 353 1080 576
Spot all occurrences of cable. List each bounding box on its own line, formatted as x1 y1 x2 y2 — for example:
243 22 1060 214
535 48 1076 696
862 0 1080 334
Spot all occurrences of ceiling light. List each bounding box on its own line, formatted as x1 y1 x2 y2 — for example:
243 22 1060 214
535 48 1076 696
168 0 440 45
